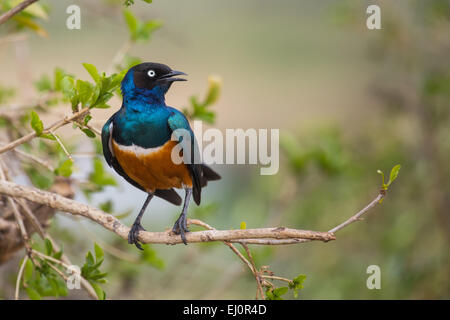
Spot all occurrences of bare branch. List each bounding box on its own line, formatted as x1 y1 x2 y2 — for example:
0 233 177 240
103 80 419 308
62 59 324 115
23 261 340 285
15 255 28 300
189 219 264 299
242 243 264 300
328 191 385 234
261 275 292 284
0 162 31 253
12 148 55 172
0 0 39 26
49 130 73 161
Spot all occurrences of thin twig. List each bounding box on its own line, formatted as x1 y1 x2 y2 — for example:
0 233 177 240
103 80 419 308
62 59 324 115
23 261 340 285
0 107 91 155
0 161 31 253
13 148 54 171
17 199 46 238
0 0 39 26
328 191 385 234
107 39 133 74
15 255 28 300
261 275 292 284
242 243 264 300
84 123 101 136
189 219 264 299
49 131 73 161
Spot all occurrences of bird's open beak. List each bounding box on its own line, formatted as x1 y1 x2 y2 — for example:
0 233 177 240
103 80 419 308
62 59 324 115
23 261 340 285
159 70 187 82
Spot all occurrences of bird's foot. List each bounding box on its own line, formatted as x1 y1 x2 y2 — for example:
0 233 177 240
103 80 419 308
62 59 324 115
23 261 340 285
128 222 146 250
172 215 189 245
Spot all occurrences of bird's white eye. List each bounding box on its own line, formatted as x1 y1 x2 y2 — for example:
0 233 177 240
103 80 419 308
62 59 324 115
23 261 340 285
147 70 156 77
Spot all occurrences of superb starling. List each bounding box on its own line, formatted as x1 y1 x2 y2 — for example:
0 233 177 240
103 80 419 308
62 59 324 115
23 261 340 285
101 62 220 249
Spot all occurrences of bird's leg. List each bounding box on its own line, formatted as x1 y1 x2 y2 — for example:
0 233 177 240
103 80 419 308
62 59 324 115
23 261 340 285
128 192 153 250
172 188 192 245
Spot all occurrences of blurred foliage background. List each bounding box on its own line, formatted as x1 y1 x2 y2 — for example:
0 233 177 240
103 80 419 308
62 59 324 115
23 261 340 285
0 0 449 299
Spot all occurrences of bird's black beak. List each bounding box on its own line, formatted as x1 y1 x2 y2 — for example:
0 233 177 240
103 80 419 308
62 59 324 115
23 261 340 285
159 70 187 82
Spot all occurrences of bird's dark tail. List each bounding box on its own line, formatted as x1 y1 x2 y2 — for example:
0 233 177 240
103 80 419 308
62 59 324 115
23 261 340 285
192 164 221 205
201 164 221 182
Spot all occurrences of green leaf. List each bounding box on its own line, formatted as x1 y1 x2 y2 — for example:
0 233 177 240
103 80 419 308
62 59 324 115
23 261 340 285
30 111 43 136
94 243 104 260
44 238 53 255
86 251 95 266
82 63 101 83
204 76 222 106
23 2 49 20
76 80 94 107
39 133 56 141
93 92 114 108
90 282 106 300
291 274 306 289
89 158 117 187
89 272 108 281
111 69 128 89
25 166 54 189
99 200 113 213
123 10 138 38
265 290 275 300
273 286 288 297
141 20 162 36
140 245 165 270
24 259 34 282
83 114 92 125
388 164 401 185
53 250 63 260
54 159 73 177
13 15 48 37
81 128 96 138
26 287 42 300
34 74 52 92
289 274 306 298
61 76 76 98
54 68 67 91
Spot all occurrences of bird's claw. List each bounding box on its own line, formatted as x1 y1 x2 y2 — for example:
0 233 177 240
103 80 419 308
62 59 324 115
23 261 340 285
128 223 146 250
172 215 189 245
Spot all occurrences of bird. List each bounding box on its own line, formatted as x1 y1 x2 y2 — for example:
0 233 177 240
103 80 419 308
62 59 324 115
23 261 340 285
101 62 220 249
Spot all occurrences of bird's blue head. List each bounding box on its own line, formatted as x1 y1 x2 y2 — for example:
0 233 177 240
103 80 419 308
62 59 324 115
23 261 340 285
121 62 187 106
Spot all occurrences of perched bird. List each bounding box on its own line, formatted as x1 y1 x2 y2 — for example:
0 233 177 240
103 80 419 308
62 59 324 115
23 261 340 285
101 62 220 249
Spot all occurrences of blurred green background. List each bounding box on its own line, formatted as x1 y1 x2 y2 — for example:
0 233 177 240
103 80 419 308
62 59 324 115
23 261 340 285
0 0 449 299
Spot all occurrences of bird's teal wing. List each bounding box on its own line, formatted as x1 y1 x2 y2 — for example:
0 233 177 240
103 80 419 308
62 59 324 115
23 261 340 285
102 114 182 205
167 110 203 205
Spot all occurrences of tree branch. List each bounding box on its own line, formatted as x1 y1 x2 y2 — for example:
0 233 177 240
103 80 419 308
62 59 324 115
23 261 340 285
0 107 91 155
0 0 39 26
328 190 385 234
0 180 336 245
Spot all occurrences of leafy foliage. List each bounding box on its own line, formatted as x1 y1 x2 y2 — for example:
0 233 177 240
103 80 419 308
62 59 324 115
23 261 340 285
265 274 306 300
280 128 348 175
124 0 152 7
123 9 162 42
377 164 401 191
81 243 107 300
54 159 74 177
22 240 66 300
1 0 49 37
184 76 222 124
140 245 165 270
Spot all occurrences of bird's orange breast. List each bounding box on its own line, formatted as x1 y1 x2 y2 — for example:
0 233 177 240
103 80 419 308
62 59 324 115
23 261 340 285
111 140 192 192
